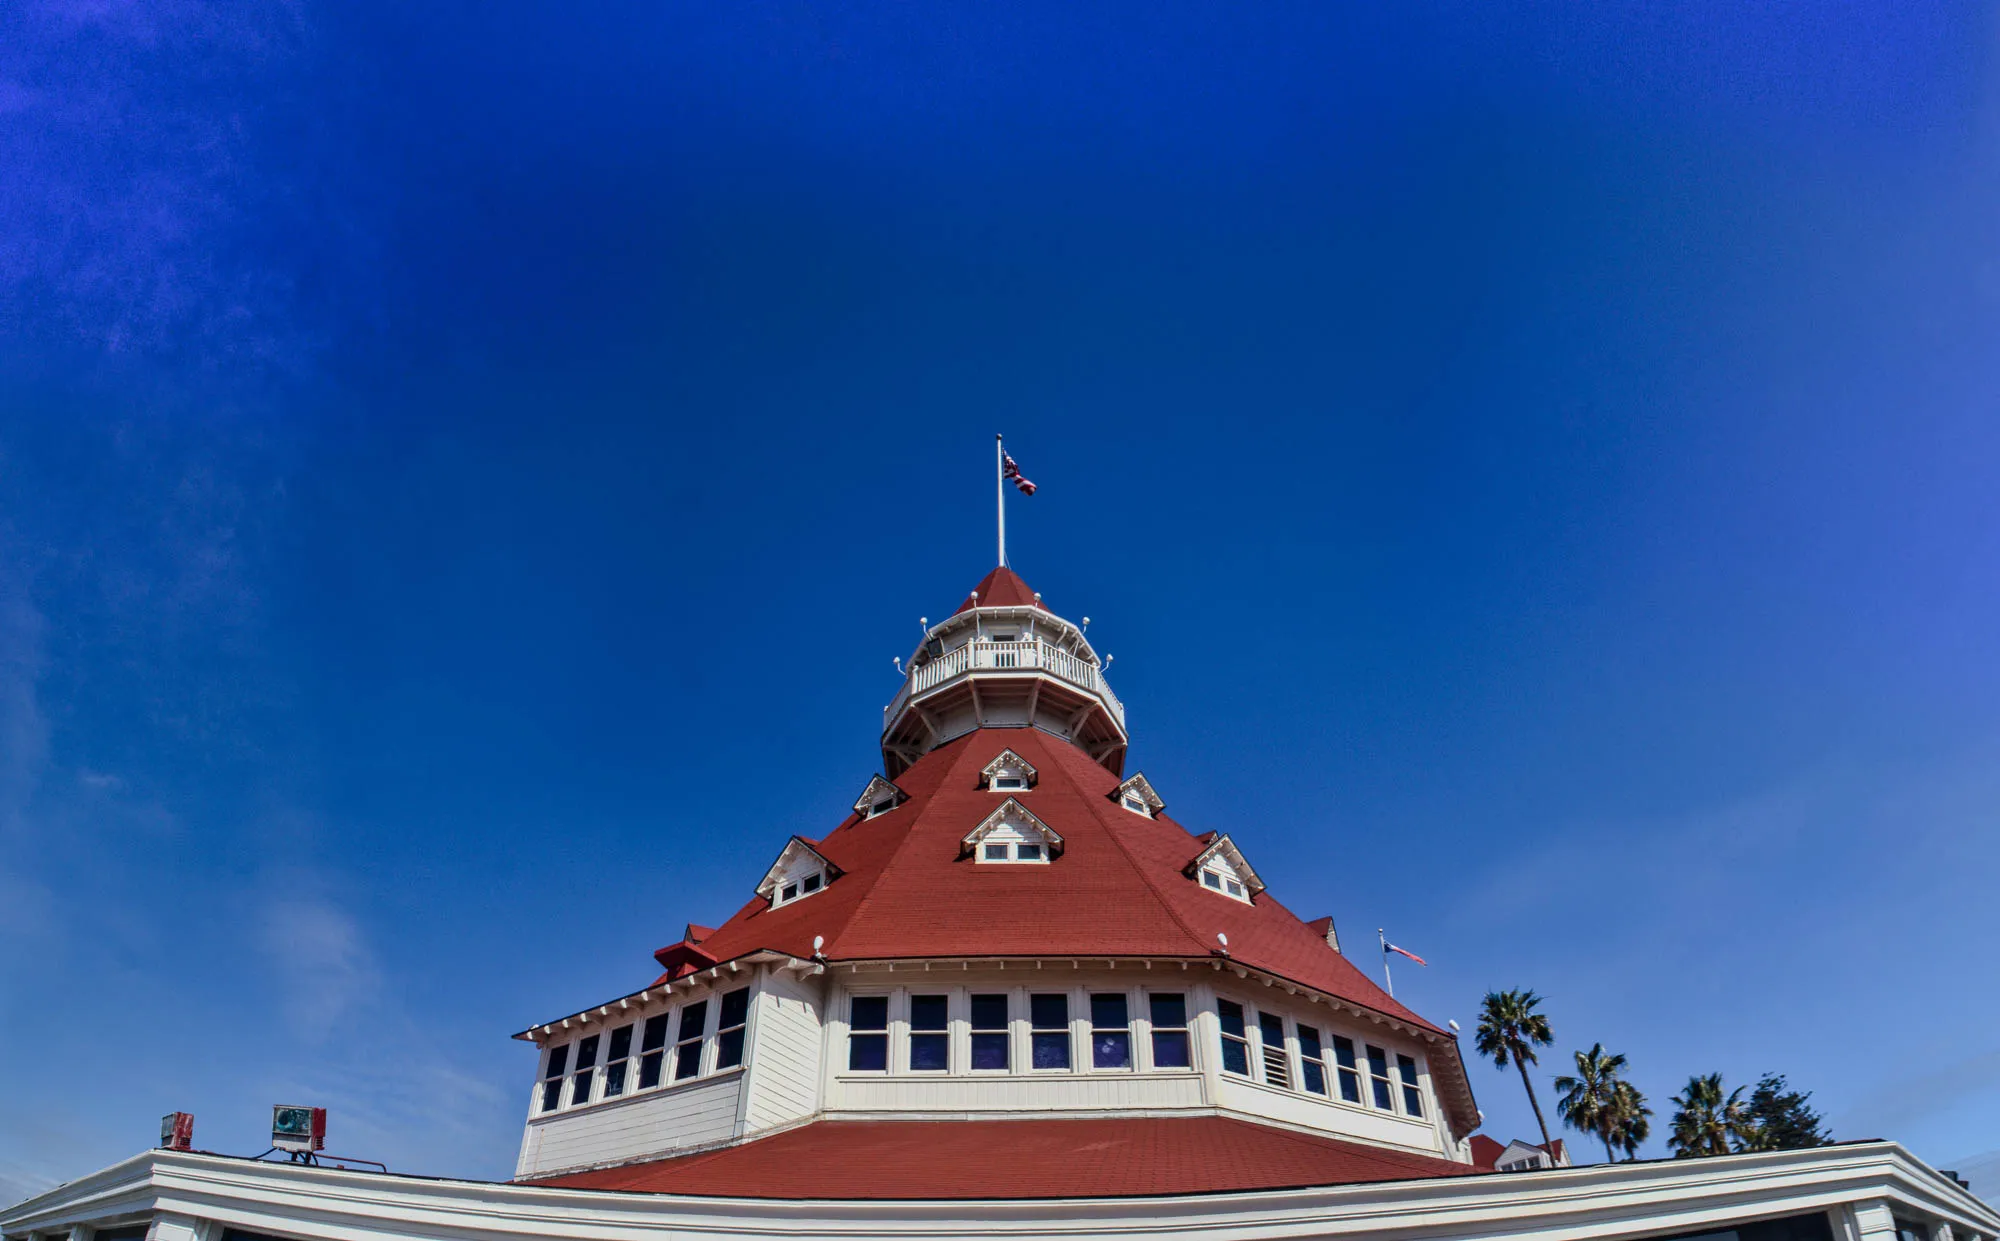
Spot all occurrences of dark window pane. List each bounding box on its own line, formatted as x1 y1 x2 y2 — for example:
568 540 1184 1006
1203 871 1222 889
1302 1060 1328 1095
570 1069 594 1105
608 1025 634 1061
1091 994 1129 1030
716 1028 745 1070
1367 1044 1388 1077
910 994 949 1031
541 1079 563 1111
1030 993 1068 1030
638 1050 664 1089
1151 1029 1190 1068
719 989 750 1030
604 1061 628 1097
970 993 1009 1030
984 844 1007 860
972 1032 1010 1070
1032 1031 1072 1069
1259 1013 1285 1044
1220 1036 1249 1076
1373 1076 1394 1110
1339 1068 1362 1103
1404 1084 1424 1115
1333 1036 1357 1069
679 1001 709 1042
1217 1000 1246 1038
1149 993 1186 1029
851 996 889 1031
1093 1031 1132 1069
1297 1027 1322 1060
545 1045 570 1079
641 1015 670 1053
1397 1053 1419 1084
675 1040 703 1080
801 873 821 892
1016 843 1043 860
574 1035 600 1068
781 883 798 901
849 1032 888 1071
910 1032 949 1071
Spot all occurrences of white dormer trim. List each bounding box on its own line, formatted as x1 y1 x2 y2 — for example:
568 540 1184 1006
756 837 841 908
1186 834 1264 902
961 797 1062 864
1110 772 1165 817
852 775 906 819
980 749 1038 792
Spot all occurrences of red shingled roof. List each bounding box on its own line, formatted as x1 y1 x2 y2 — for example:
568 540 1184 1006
525 1116 1475 1199
651 724 1477 1134
953 564 1044 613
684 727 1440 1033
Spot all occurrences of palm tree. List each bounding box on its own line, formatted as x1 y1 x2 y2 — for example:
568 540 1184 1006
1554 1043 1629 1163
1608 1080 1653 1160
1475 989 1558 1157
1668 1073 1752 1157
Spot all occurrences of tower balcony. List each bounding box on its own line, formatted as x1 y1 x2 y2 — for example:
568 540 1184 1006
881 636 1127 778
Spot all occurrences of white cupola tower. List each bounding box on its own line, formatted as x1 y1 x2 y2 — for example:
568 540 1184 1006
880 565 1127 778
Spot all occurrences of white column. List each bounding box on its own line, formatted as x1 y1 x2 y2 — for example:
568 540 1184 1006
1851 1200 1901 1241
144 1215 209 1241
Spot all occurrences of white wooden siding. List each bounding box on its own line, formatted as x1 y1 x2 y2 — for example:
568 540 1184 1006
516 1072 744 1178
829 1070 1204 1114
1212 1074 1445 1154
740 969 825 1134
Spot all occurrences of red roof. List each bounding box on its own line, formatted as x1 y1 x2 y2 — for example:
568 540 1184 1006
954 565 1044 613
652 726 1477 1133
525 1116 1475 1199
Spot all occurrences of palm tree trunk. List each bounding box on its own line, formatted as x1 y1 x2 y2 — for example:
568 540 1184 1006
1602 1134 1615 1164
1516 1055 1556 1157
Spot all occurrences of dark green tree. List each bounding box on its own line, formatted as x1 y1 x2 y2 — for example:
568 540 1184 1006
1609 1080 1652 1159
1475 989 1558 1157
1554 1043 1630 1163
1741 1074 1830 1150
1669 1073 1754 1157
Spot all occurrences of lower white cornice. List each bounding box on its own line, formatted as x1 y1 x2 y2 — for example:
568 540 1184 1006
5 1143 1995 1241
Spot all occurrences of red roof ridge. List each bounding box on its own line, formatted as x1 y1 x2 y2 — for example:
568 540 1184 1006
953 565 1044 614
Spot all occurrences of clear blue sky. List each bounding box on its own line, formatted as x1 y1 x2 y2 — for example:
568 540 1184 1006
4 0 1999 1202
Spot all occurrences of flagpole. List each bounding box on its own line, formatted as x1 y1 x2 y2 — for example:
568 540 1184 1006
1379 928 1394 998
996 433 1006 567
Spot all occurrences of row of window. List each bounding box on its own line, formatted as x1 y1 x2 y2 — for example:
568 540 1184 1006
846 991 1192 1073
538 988 750 1113
1217 999 1424 1117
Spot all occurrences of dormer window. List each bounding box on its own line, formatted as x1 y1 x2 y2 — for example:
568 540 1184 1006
964 798 1062 864
1109 773 1165 818
980 749 1038 792
1185 834 1264 904
757 837 841 910
852 775 906 820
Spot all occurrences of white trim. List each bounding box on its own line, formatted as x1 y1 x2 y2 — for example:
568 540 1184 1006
5 1142 1995 1241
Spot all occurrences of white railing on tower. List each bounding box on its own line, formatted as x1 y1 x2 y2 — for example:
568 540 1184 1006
883 639 1125 731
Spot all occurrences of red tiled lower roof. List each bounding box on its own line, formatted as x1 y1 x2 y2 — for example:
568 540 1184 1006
523 1116 1476 1200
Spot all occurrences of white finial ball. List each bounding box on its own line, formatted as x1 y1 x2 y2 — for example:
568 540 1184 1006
1448 1020 1461 1033
1216 932 1228 948
813 935 824 953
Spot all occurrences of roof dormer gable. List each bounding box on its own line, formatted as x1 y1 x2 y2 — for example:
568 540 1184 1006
979 749 1038 792
756 837 842 908
852 774 907 819
1110 773 1165 817
961 797 1063 864
1185 833 1264 902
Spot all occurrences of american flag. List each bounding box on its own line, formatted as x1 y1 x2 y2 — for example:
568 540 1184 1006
1002 450 1037 496
1384 942 1428 966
